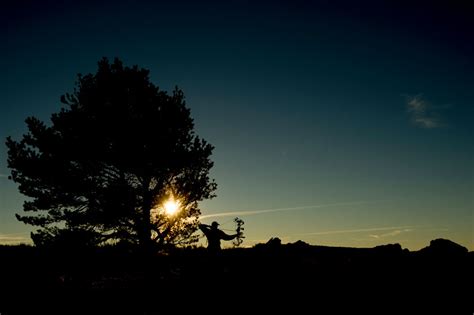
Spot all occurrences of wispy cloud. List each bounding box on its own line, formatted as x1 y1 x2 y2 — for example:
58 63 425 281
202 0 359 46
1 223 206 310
200 200 383 220
406 94 442 128
291 226 416 237
369 228 413 239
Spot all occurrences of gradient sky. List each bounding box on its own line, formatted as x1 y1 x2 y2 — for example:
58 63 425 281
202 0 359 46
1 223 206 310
1 0 472 250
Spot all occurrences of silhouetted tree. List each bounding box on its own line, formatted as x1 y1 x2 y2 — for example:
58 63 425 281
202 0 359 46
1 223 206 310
6 58 216 252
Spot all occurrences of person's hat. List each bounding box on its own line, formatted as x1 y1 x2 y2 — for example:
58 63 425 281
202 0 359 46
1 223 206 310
211 221 219 228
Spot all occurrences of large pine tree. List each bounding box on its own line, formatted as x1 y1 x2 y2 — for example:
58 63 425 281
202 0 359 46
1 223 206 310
6 58 216 252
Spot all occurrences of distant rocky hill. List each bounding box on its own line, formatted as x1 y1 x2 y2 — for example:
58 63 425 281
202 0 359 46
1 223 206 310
418 238 468 255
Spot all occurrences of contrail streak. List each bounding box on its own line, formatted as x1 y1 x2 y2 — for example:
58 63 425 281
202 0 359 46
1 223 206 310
292 225 417 236
200 200 383 220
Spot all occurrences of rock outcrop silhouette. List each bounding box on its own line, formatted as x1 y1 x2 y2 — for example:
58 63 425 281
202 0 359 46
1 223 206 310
418 238 468 256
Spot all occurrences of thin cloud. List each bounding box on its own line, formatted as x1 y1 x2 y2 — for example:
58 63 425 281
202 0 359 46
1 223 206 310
200 200 383 220
369 228 413 239
292 226 417 237
406 95 442 128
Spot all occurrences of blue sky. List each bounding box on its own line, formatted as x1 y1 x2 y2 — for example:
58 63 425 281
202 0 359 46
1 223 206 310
1 0 472 249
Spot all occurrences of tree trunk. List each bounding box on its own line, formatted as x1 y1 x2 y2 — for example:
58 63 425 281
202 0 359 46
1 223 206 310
139 205 152 255
138 179 153 255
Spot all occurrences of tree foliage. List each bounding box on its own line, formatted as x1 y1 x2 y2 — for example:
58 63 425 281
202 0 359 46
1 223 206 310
6 58 217 251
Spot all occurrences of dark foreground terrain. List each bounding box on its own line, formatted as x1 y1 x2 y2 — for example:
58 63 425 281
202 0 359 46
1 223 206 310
0 238 472 314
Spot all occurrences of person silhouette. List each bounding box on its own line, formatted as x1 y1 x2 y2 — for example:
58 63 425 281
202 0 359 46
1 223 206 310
199 221 240 253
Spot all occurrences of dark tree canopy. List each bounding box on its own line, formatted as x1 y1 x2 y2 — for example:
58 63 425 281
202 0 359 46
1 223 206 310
6 58 217 251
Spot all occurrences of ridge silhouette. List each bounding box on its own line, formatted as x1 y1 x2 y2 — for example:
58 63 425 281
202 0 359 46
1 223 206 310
0 238 471 313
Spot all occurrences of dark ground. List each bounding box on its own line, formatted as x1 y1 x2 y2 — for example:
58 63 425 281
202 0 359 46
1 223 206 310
0 238 472 314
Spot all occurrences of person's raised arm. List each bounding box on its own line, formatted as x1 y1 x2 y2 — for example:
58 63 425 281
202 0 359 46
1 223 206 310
199 224 210 233
220 231 238 241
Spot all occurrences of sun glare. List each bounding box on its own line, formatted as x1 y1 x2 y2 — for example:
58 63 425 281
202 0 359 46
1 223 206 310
163 197 181 216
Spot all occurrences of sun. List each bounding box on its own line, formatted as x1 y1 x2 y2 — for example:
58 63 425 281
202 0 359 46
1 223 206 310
163 197 181 216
